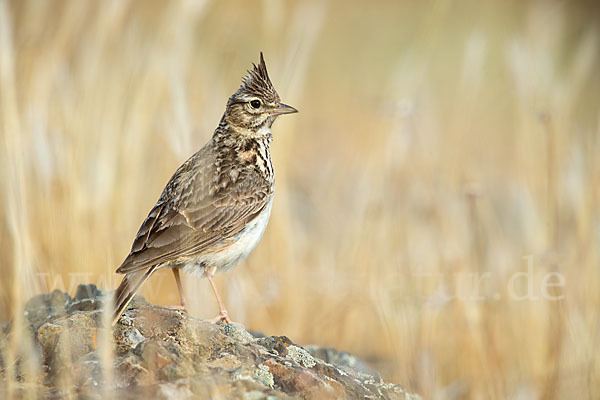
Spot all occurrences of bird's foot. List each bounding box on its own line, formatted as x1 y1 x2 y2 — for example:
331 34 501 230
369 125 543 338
208 310 232 324
165 304 188 313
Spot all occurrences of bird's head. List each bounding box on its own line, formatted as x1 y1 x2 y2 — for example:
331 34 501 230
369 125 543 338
225 53 297 134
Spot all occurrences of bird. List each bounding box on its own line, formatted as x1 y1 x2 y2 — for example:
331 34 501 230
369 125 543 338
112 53 297 326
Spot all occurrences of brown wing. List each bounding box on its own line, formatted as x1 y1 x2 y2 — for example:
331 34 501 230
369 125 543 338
116 143 272 274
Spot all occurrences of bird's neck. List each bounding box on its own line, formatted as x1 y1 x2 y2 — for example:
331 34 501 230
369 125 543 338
212 116 274 181
213 115 272 149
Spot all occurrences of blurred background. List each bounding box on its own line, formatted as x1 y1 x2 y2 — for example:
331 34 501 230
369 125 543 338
1 0 599 398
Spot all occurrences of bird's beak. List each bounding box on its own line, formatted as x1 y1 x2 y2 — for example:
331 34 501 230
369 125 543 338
272 103 298 115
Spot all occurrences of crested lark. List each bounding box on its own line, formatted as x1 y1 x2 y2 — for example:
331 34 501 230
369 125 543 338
112 53 297 325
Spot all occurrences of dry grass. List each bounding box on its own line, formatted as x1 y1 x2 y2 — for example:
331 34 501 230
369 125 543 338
1 0 600 398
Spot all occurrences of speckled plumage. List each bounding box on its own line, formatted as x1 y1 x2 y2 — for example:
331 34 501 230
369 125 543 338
113 54 297 325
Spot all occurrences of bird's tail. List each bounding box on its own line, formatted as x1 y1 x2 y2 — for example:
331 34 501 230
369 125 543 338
112 267 156 326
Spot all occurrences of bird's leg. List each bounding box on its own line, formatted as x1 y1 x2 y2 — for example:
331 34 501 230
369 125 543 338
169 268 188 312
206 267 232 324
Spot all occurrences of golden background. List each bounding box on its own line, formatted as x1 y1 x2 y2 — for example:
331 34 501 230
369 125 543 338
1 1 599 398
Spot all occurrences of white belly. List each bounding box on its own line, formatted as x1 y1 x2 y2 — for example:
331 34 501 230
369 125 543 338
182 198 273 277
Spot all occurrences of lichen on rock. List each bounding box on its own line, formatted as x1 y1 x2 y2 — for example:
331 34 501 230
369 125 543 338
1 284 418 399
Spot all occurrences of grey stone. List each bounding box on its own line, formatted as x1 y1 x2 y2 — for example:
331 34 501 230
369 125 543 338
2 284 418 400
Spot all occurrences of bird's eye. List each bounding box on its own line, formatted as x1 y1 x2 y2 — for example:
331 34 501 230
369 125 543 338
250 100 261 109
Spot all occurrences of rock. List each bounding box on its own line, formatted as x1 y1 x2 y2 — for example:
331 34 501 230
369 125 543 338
23 289 71 332
2 284 418 400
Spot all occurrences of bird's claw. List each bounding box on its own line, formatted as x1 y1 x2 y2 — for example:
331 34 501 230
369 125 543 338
166 305 188 313
209 310 232 324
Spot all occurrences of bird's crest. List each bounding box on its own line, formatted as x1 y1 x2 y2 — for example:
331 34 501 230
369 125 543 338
239 52 280 103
